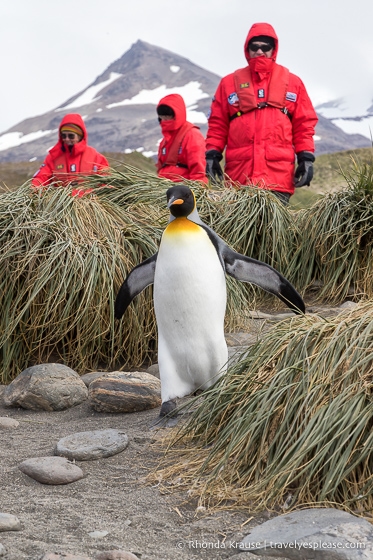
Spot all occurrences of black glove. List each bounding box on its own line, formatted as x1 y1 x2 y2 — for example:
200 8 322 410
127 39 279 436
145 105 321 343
206 150 224 183
294 151 315 188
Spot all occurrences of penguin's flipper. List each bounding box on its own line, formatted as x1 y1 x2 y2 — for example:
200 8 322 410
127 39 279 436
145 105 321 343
115 253 158 319
223 247 305 314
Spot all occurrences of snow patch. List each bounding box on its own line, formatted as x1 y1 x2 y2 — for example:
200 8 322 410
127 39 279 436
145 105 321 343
170 66 180 73
0 129 55 152
56 72 122 111
106 81 209 109
331 117 373 139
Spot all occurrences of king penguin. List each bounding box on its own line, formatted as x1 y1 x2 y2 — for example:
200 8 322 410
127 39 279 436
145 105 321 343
115 185 305 419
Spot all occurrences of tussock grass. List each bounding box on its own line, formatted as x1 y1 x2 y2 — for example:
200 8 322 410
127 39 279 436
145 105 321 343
0 184 162 383
152 302 373 514
293 154 373 302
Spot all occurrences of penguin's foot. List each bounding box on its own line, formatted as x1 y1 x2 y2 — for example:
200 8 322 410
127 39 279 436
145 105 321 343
149 400 178 430
159 400 177 417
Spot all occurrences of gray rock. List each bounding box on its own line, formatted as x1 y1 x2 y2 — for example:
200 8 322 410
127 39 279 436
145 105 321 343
146 364 160 378
239 508 373 559
41 554 92 560
55 428 129 461
18 456 84 485
0 417 19 429
3 363 88 411
80 372 112 387
225 332 260 347
88 371 161 413
228 346 247 367
0 544 6 557
339 301 358 310
0 513 21 532
96 550 140 559
88 530 109 538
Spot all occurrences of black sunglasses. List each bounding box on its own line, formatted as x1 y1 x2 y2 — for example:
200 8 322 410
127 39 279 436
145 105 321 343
61 133 77 140
249 43 273 52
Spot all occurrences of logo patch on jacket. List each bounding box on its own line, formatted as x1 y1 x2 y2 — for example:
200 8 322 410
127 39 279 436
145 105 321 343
228 92 239 105
93 165 98 172
56 164 64 169
258 89 265 99
162 147 166 155
286 92 297 102
239 83 250 89
70 164 76 172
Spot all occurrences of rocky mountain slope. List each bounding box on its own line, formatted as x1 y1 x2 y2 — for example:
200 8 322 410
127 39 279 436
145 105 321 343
0 40 370 163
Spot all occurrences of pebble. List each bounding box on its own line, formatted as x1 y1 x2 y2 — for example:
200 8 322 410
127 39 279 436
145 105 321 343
88 530 109 538
96 551 140 559
0 513 21 532
0 544 5 557
0 417 19 429
18 456 84 485
41 554 92 560
55 428 129 461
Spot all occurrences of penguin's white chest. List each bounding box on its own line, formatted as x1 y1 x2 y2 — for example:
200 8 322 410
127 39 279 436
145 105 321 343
153 218 228 402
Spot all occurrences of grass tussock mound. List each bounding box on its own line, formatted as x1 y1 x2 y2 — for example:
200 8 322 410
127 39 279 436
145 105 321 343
152 302 373 515
293 157 373 302
0 184 163 383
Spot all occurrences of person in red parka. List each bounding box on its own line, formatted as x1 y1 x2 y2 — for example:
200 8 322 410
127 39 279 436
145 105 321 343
31 113 109 197
156 94 208 185
205 22 318 204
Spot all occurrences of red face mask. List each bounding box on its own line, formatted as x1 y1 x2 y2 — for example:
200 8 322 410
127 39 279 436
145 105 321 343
160 120 176 134
249 56 274 75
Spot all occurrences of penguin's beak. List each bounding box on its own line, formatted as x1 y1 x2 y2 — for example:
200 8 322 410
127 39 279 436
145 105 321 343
168 198 184 208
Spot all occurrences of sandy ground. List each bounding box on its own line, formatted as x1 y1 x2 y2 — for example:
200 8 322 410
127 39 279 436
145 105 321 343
0 386 286 560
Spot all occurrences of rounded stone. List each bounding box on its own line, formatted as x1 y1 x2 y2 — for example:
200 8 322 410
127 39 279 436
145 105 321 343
88 371 161 413
18 456 84 485
3 363 88 411
96 551 140 560
0 513 21 532
55 428 129 461
0 417 19 429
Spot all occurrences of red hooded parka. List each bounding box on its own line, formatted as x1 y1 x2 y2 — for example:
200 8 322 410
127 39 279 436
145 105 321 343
205 23 318 195
157 94 208 184
31 113 109 193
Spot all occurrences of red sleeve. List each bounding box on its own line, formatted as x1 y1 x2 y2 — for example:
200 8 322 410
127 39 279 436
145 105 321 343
289 76 318 154
182 129 208 184
31 154 54 187
205 76 232 153
95 152 110 172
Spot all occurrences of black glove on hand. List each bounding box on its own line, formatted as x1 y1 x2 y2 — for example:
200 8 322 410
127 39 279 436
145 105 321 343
206 150 224 183
295 151 315 188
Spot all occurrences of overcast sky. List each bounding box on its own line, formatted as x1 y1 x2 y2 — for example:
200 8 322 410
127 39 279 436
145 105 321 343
1 0 372 133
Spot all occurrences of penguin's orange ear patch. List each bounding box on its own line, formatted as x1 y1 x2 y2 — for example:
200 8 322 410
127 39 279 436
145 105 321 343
171 198 184 205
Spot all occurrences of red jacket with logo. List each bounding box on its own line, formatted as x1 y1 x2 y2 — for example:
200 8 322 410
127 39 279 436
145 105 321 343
157 94 208 184
31 113 109 193
205 22 318 195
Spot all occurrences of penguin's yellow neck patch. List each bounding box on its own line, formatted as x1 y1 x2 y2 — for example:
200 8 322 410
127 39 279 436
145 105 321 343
164 217 201 236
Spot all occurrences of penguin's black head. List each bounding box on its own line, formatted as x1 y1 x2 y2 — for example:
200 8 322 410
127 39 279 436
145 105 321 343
166 185 196 218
